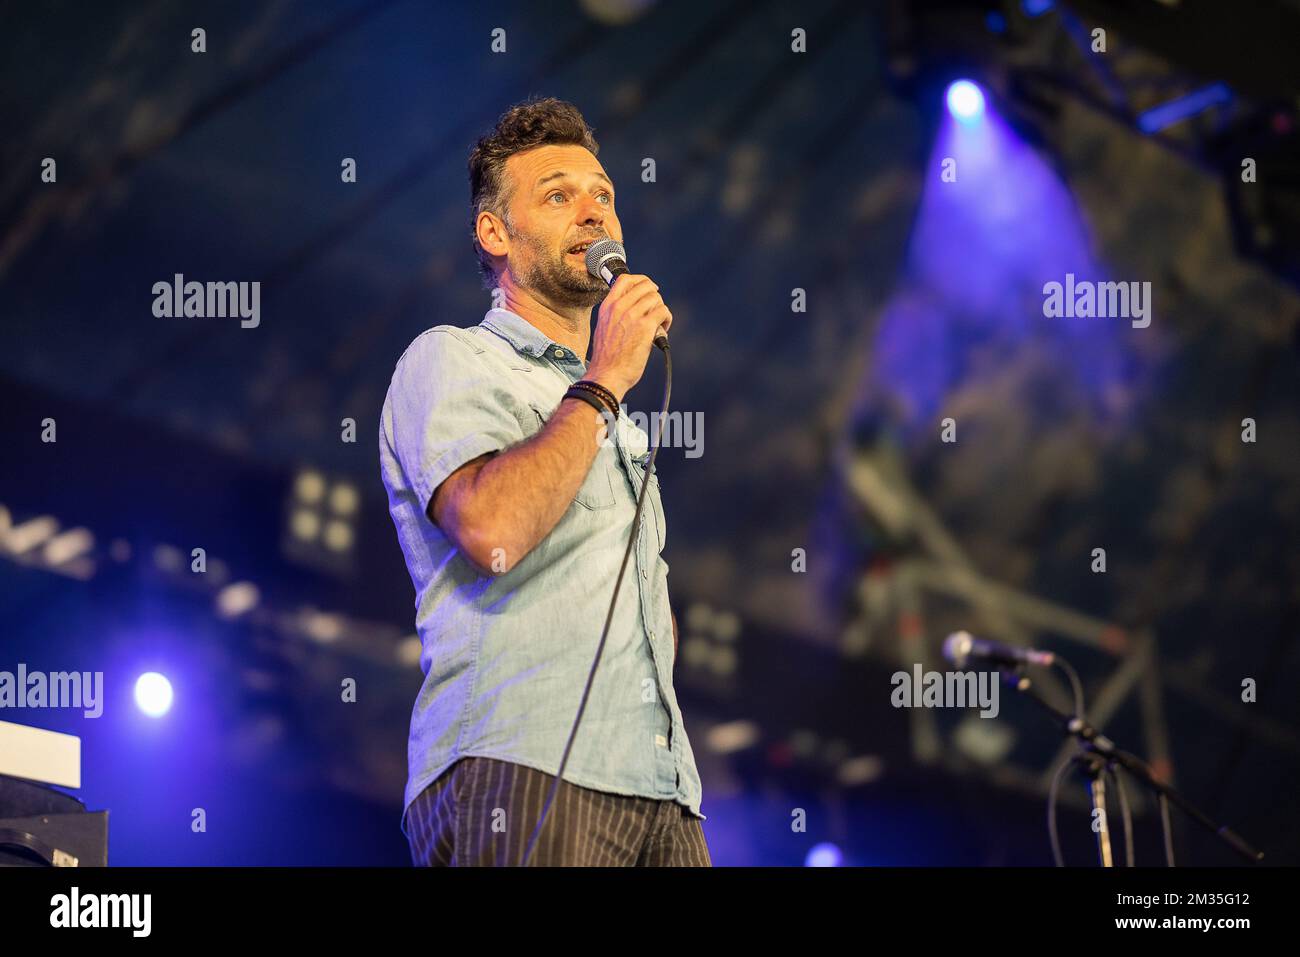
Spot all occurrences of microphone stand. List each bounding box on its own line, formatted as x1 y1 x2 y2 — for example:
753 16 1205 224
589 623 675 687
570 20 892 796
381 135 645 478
1077 748 1113 867
999 665 1264 866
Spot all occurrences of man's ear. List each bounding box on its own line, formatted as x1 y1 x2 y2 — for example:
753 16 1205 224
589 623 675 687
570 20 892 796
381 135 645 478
476 210 510 261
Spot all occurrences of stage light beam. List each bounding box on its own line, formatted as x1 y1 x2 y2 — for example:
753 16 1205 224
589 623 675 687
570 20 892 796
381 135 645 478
134 672 174 718
805 842 844 867
946 80 985 124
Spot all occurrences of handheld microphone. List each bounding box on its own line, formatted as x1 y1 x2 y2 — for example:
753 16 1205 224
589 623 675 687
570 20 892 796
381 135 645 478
585 238 668 350
943 630 1055 669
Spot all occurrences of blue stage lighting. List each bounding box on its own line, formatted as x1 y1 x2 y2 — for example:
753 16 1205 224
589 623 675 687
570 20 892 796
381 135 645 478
805 842 843 867
946 80 985 124
134 672 173 717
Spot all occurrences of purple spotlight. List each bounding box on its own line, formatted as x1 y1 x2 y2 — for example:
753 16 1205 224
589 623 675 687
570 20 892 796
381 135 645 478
805 842 843 867
134 672 173 718
946 80 985 124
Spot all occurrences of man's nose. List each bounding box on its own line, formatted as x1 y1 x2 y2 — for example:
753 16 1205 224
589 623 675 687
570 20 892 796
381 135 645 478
576 197 604 225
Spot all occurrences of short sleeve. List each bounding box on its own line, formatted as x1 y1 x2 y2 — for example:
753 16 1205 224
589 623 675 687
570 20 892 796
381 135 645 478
383 329 527 513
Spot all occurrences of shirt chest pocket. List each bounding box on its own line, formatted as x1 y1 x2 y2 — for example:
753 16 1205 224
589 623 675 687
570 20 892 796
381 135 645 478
528 402 617 510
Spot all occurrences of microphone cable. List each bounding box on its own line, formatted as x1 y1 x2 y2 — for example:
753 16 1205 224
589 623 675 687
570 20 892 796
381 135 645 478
522 338 671 866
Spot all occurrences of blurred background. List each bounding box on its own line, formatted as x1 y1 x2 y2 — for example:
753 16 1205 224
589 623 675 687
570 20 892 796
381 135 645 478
2 0 1298 865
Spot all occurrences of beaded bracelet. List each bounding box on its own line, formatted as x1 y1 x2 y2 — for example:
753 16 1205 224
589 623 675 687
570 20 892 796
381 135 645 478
570 380 620 420
563 386 616 424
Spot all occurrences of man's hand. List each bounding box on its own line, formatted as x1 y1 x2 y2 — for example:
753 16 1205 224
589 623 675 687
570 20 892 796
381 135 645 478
585 273 673 401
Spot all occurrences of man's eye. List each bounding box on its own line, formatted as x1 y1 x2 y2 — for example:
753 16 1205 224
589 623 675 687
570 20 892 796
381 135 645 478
548 192 566 203
598 193 612 204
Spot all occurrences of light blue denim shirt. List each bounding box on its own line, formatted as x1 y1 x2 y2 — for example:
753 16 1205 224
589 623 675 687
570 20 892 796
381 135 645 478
380 307 705 837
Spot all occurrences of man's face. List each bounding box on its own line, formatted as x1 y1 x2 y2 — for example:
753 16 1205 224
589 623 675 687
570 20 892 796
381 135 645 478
498 144 621 309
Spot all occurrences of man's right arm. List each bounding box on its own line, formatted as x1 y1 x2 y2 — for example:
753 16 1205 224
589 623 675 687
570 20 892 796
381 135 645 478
428 392 615 575
426 272 671 575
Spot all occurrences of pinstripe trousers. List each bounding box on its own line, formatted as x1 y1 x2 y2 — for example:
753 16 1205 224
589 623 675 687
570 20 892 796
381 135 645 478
406 756 712 866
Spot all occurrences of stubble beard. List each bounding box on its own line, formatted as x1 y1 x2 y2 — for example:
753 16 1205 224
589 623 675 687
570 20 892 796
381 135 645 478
509 228 610 310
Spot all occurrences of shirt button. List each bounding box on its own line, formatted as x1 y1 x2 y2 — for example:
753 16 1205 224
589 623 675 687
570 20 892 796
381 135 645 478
552 347 564 357
641 567 648 580
654 734 668 747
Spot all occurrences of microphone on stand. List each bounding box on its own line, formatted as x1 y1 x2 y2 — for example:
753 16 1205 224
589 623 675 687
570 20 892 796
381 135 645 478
942 630 1055 669
585 238 668 351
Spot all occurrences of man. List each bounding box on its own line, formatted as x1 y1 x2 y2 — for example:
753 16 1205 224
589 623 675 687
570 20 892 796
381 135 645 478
379 97 709 866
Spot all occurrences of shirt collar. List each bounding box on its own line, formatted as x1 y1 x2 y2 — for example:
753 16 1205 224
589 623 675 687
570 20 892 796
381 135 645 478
480 307 585 364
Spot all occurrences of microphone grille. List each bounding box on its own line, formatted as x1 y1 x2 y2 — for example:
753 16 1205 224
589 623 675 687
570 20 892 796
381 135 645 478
585 238 626 278
943 631 974 668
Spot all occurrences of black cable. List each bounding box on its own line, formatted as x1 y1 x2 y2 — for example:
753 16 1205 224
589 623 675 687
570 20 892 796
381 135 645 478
1053 657 1086 721
522 342 672 866
1045 653 1089 866
1116 745 1177 866
1159 792 1176 866
1106 763 1135 867
1048 754 1072 867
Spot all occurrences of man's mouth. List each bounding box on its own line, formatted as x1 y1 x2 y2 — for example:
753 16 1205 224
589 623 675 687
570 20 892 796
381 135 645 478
566 240 597 257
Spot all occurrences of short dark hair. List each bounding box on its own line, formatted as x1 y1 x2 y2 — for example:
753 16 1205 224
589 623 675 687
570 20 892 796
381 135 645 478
468 97 600 288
